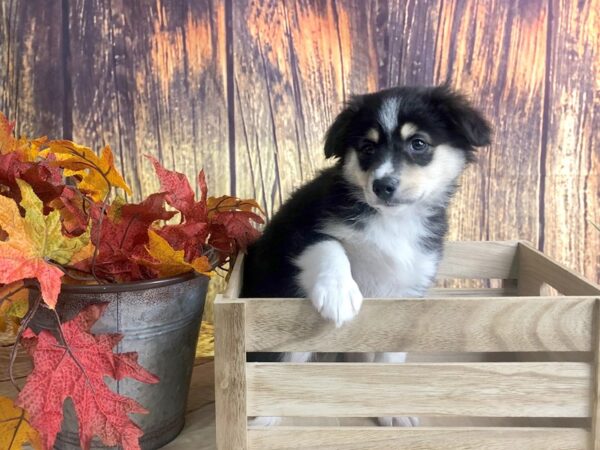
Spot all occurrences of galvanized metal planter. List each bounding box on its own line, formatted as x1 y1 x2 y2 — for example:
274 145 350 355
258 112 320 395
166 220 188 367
30 273 209 450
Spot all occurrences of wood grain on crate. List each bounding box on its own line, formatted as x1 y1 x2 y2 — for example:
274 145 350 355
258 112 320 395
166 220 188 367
247 362 590 417
243 297 594 353
593 300 600 448
518 242 600 296
247 427 588 450
214 297 247 449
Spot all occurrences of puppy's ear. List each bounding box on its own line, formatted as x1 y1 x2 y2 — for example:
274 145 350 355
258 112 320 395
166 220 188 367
324 96 363 158
431 85 492 148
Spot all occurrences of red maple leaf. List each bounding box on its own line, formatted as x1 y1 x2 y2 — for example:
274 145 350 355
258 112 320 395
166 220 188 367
157 222 208 260
211 210 262 251
50 186 90 236
0 152 31 200
17 303 159 450
146 156 199 219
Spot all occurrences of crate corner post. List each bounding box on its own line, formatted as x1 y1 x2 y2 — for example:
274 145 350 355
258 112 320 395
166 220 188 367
214 294 248 450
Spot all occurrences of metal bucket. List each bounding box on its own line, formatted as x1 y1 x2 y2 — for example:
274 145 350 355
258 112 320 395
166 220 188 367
29 273 208 450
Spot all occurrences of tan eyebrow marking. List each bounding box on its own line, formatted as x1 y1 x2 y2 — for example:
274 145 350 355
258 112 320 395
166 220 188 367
400 122 419 140
366 128 380 143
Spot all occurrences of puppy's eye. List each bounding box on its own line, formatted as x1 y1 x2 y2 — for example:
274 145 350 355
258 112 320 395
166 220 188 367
360 144 375 155
410 138 428 152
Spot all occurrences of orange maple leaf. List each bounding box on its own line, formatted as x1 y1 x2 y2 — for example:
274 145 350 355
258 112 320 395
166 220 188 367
41 140 131 202
207 195 264 217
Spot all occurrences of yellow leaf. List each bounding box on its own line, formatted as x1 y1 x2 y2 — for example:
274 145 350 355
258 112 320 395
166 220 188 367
108 194 127 221
0 282 29 334
17 180 90 265
0 396 42 450
145 230 212 278
207 196 264 216
0 113 46 161
68 240 95 265
0 182 90 308
41 140 132 201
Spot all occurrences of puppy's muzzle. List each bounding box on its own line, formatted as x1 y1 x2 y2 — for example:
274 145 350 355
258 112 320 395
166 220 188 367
372 176 399 202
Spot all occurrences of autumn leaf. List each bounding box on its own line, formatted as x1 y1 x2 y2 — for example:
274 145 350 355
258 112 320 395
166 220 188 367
211 210 263 250
48 186 90 236
41 141 132 201
0 281 29 334
0 181 90 308
207 195 264 216
0 396 42 450
17 303 159 450
75 194 179 282
146 155 198 219
0 113 44 162
157 222 208 261
143 230 212 277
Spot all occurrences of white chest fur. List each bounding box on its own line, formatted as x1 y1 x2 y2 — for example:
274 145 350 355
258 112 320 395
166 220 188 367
323 211 439 298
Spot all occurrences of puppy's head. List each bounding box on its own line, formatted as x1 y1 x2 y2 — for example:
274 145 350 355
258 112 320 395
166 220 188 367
325 85 491 213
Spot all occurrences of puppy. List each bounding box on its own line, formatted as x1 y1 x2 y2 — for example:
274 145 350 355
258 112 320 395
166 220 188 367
241 85 491 425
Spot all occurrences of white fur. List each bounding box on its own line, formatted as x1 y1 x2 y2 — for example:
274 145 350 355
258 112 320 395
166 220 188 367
295 240 364 327
398 145 466 204
379 97 400 133
322 206 439 299
374 158 394 178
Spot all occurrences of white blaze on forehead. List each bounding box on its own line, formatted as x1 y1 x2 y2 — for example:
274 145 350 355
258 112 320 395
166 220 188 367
400 122 419 140
374 159 394 178
378 97 400 133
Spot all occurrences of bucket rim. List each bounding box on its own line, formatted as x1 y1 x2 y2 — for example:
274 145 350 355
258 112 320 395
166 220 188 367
59 271 208 294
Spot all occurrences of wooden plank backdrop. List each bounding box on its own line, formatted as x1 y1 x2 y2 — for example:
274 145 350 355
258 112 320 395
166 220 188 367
0 0 598 288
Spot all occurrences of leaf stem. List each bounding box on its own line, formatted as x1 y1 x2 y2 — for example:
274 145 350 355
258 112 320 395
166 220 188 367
7 409 26 450
9 292 41 393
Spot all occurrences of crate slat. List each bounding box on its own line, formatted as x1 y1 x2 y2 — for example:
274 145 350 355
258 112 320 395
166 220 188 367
518 243 600 296
214 297 247 449
427 287 512 297
247 426 588 450
592 300 600 450
437 241 518 279
244 297 594 352
247 362 590 418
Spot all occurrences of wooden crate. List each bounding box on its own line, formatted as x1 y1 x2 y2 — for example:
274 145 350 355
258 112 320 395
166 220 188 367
214 241 600 450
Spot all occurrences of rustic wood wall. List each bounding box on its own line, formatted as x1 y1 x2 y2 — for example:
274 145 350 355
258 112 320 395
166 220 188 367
1 0 598 285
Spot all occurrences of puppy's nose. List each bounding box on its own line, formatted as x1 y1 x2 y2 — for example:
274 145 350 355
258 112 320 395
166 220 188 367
372 177 398 201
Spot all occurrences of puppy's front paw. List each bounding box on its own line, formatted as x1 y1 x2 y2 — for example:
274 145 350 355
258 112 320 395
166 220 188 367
378 416 420 427
310 272 363 327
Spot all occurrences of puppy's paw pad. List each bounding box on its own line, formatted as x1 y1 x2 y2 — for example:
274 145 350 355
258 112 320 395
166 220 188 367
378 416 420 427
311 273 363 327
